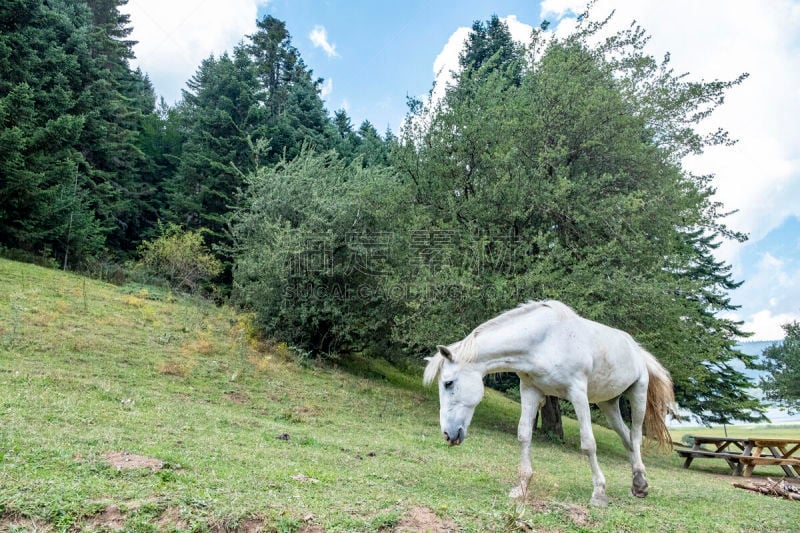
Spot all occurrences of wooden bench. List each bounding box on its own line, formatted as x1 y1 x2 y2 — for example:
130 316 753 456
737 456 800 466
676 449 742 471
738 455 800 477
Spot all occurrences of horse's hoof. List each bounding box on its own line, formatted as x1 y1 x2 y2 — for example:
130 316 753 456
589 493 609 507
631 472 649 498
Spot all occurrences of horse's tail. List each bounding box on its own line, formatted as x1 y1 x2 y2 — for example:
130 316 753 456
642 349 676 450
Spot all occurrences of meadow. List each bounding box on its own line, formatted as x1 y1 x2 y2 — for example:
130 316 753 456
1 258 797 531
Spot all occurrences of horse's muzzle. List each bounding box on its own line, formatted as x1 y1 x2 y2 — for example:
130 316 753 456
444 427 464 446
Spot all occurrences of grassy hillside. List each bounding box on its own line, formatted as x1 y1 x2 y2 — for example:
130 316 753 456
0 258 797 532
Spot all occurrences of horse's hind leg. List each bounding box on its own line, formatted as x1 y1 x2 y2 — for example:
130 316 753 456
627 378 649 498
598 398 632 452
509 377 543 499
569 388 608 507
599 396 647 498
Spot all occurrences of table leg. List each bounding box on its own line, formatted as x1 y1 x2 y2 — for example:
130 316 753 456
769 446 796 477
734 442 753 477
743 446 763 477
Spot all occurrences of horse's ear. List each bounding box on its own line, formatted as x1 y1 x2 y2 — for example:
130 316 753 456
437 345 453 361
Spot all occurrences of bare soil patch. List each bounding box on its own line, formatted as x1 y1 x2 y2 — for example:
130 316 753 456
0 513 52 532
208 517 267 532
158 507 189 530
85 505 126 531
223 390 249 404
102 451 164 471
395 506 457 532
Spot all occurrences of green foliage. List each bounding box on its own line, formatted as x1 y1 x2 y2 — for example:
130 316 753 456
232 149 412 355
391 12 763 424
0 1 765 428
0 0 165 266
760 322 800 413
136 223 222 292
165 15 341 279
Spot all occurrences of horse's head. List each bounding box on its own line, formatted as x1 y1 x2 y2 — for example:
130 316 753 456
423 344 484 446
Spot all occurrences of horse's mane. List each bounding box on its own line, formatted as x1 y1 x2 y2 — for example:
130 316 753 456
471 301 562 338
423 300 574 383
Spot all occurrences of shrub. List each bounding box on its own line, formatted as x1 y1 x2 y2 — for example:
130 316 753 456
137 223 222 292
231 150 413 357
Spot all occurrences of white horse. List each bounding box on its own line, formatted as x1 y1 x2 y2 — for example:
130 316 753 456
423 300 675 506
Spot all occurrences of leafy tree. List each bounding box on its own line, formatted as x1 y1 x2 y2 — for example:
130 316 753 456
760 323 800 414
394 12 764 425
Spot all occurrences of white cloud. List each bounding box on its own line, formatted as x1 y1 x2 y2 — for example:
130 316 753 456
540 0 586 18
732 249 800 339
309 25 339 58
319 78 334 99
740 310 800 341
430 26 471 103
122 1 269 103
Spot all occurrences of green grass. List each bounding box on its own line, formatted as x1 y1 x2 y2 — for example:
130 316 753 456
0 258 797 531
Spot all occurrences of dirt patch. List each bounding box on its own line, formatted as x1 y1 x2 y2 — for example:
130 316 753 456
208 517 267 532
396 506 457 532
223 390 249 404
0 513 52 532
103 451 164 471
86 505 126 531
526 499 592 530
298 525 326 533
565 503 590 527
239 518 267 532
158 507 189 530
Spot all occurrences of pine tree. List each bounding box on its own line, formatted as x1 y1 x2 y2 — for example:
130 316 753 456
0 0 105 265
760 322 800 413
166 14 335 281
0 0 165 266
78 0 161 257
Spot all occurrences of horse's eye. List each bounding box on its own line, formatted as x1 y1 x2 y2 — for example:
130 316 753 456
444 380 454 389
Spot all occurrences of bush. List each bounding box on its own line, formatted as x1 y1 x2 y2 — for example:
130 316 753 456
136 223 222 292
231 150 413 357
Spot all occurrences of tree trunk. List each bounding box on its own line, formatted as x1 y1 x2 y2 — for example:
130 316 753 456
537 395 563 441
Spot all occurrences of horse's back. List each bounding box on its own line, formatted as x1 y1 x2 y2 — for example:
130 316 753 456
541 309 647 402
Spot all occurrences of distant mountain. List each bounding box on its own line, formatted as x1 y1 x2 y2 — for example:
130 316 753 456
736 340 781 357
732 340 781 381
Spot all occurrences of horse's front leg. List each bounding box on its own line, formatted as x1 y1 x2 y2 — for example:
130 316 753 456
569 387 609 507
509 377 543 499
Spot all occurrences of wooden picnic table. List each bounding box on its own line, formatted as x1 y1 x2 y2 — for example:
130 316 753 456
676 436 800 478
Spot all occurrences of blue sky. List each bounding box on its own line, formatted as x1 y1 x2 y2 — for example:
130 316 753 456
123 0 800 341
262 0 540 132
